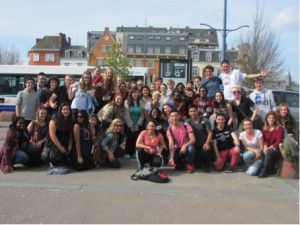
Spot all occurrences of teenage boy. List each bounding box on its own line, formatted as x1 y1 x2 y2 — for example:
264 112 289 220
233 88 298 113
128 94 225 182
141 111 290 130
185 104 213 172
200 65 222 100
213 113 240 172
167 110 196 173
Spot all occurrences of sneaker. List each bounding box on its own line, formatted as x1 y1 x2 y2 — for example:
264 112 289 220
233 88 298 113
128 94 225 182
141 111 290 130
124 154 131 159
225 167 234 173
186 165 194 174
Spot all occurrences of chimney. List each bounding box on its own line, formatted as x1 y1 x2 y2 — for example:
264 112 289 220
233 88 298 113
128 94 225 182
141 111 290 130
68 37 71 46
36 38 41 44
58 33 66 47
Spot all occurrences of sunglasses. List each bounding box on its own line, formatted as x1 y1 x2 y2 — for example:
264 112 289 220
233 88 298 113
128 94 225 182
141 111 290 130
77 115 83 118
233 91 241 94
115 124 123 127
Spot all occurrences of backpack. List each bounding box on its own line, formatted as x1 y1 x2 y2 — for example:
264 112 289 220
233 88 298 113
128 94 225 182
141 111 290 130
148 171 169 183
131 166 155 180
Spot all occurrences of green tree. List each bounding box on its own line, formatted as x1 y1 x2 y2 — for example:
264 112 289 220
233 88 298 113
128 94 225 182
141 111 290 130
106 40 131 79
236 5 284 88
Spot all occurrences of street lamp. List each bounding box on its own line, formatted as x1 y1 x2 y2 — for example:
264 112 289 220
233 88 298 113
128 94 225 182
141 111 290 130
200 0 249 61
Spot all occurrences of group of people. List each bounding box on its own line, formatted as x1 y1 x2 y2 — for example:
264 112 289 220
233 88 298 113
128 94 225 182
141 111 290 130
0 60 298 178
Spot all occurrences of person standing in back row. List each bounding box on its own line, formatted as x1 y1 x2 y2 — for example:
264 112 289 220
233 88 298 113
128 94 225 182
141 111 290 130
219 60 268 100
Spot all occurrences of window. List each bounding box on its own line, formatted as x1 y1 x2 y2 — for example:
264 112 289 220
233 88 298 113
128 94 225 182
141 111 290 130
65 51 70 58
45 54 54 62
77 63 83 66
148 46 153 54
136 46 142 54
78 51 83 58
107 46 112 52
97 59 102 66
148 59 154 68
189 38 195 44
101 45 106 52
136 36 143 40
192 53 199 61
192 66 199 76
103 59 108 66
165 47 171 54
206 52 212 61
148 36 154 40
155 36 161 40
128 59 133 66
200 38 209 43
179 37 185 41
129 35 135 40
64 63 70 66
128 46 134 53
165 37 172 41
154 47 160 54
135 59 141 67
179 47 185 54
33 53 39 61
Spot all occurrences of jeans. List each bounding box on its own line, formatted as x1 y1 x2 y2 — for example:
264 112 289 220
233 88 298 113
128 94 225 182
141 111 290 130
174 145 195 166
15 150 29 164
243 151 263 175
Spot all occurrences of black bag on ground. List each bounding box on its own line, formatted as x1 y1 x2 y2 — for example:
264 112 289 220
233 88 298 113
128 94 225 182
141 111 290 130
131 166 154 180
105 158 121 168
148 170 169 183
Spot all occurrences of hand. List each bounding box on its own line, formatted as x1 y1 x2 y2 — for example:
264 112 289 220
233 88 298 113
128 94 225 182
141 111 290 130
156 152 162 158
168 159 174 166
233 146 240 153
203 143 210 151
130 126 135 133
108 152 115 161
180 145 187 155
77 156 84 164
255 151 261 159
260 69 268 77
214 157 222 166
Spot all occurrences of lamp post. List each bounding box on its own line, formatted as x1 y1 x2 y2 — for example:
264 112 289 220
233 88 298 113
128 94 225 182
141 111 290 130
200 0 249 61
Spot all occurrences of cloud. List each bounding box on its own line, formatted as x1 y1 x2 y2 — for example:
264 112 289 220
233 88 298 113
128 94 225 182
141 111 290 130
273 7 297 29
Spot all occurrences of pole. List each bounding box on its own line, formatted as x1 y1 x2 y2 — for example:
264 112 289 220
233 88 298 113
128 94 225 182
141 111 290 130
222 0 227 60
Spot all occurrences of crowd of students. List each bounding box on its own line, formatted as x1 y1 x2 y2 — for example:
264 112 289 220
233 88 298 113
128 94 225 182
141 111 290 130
0 60 298 178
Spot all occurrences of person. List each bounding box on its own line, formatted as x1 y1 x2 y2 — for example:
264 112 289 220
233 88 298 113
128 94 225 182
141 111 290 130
193 76 202 92
149 82 156 94
100 118 126 168
276 103 299 165
101 67 116 104
175 82 185 94
193 86 213 119
166 79 175 96
155 77 163 91
200 65 222 100
124 88 144 158
167 89 186 120
211 90 234 129
212 113 240 172
27 106 49 166
159 83 170 103
0 117 37 173
258 111 284 178
115 75 124 88
40 76 59 117
239 119 264 176
135 120 166 169
49 74 75 116
93 66 104 113
161 103 173 125
47 102 73 173
144 91 163 121
230 85 259 133
69 70 95 117
140 85 152 107
136 79 144 91
16 77 40 126
167 110 196 173
249 78 276 123
186 80 194 89
34 72 47 98
219 60 267 100
186 104 212 172
110 81 129 102
92 66 102 81
97 92 133 131
70 110 94 171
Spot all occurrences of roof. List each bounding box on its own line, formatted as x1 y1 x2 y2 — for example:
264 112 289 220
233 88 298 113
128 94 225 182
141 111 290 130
30 36 60 51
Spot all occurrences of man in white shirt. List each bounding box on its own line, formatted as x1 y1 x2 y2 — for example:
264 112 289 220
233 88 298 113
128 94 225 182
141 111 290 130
219 60 267 100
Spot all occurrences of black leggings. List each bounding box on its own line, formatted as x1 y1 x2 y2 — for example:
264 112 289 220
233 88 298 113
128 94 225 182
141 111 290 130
136 148 162 169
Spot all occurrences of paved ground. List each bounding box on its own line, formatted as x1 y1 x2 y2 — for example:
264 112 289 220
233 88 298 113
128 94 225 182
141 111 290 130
0 121 299 224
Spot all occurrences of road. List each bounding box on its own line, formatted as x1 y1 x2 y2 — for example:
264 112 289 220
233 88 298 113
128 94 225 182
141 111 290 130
0 121 299 224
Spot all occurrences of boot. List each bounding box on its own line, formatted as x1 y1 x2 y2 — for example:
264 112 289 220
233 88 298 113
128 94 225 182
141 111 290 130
258 168 269 178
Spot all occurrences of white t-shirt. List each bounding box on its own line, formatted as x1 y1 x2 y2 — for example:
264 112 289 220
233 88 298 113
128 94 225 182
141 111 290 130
239 129 262 151
220 69 247 100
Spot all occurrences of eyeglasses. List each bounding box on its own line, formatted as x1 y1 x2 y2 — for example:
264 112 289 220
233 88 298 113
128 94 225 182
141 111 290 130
233 91 241 94
115 124 123 127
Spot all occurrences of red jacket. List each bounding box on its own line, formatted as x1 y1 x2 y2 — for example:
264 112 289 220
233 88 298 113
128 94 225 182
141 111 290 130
262 125 284 148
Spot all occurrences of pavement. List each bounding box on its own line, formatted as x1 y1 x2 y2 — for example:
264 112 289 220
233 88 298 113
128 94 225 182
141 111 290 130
0 121 299 224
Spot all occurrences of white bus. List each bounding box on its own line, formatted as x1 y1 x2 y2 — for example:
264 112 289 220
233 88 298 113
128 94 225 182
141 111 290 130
0 65 149 112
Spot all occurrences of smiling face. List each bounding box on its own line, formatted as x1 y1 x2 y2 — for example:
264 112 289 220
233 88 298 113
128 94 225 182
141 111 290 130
221 62 230 74
279 105 288 118
147 121 156 134
16 118 26 130
215 92 223 103
61 105 71 118
267 114 276 126
115 95 123 106
38 109 48 121
243 120 253 131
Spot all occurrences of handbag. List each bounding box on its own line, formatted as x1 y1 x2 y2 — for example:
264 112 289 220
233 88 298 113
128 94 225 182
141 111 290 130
41 138 63 164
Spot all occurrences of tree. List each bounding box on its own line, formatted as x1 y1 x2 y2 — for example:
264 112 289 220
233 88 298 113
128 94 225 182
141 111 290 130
0 44 22 65
236 5 284 88
106 40 131 79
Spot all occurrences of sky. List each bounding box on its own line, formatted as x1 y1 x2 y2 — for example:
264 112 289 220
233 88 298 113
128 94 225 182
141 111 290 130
0 0 299 83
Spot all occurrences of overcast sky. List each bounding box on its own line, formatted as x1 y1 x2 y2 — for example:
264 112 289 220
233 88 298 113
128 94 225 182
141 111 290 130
0 0 298 82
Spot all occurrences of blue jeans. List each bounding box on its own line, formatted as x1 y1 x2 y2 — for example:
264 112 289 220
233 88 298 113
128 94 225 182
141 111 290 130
15 150 29 164
243 151 263 176
174 145 195 166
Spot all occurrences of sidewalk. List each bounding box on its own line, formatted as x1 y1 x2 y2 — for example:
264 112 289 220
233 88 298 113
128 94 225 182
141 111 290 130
0 121 299 224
